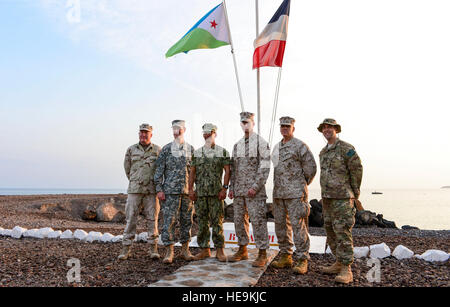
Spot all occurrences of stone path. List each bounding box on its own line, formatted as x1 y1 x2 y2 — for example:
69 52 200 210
149 248 279 287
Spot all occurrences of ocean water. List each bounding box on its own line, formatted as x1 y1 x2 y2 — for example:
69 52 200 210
307 189 450 231
1 188 449 230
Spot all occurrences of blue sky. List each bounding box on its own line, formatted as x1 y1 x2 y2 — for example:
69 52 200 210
1 0 450 191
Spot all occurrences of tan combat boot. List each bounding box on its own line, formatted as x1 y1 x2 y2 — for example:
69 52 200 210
180 242 194 261
162 244 174 264
215 248 227 262
320 261 342 274
335 264 353 284
117 245 131 260
292 259 308 275
149 242 160 259
228 245 248 262
271 253 293 268
252 249 268 267
193 248 211 261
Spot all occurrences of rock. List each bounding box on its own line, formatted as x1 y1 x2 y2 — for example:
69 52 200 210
82 206 97 220
85 231 102 243
308 199 323 227
47 230 62 239
370 243 391 259
112 235 123 243
355 210 397 228
38 227 54 238
11 226 27 239
74 229 88 241
354 246 370 258
1 229 12 237
354 199 364 211
402 225 419 230
60 230 73 239
24 229 41 238
392 245 414 260
135 232 148 242
96 202 125 223
325 246 332 254
100 233 115 243
418 250 449 262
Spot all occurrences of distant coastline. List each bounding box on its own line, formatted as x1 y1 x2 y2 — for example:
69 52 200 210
441 186 450 189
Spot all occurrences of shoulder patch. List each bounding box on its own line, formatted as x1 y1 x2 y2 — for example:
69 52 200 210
346 149 356 157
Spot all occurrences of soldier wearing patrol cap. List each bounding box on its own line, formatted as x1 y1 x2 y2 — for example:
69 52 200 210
118 123 162 260
188 123 231 262
270 116 317 275
154 120 195 264
317 118 363 284
228 112 271 267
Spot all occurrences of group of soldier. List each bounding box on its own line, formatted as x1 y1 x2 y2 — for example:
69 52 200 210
118 112 363 284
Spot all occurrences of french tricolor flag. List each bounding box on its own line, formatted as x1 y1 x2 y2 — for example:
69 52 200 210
253 0 290 69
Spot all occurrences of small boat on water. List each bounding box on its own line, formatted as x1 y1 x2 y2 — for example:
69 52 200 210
372 191 383 195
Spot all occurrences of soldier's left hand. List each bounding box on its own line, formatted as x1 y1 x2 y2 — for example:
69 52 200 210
218 188 227 200
247 188 257 198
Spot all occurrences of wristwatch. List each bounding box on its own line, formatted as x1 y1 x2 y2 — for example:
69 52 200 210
222 185 229 189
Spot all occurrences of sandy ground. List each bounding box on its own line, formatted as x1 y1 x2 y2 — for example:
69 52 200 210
0 194 448 287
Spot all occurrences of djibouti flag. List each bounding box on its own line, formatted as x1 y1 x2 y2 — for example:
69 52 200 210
165 3 230 58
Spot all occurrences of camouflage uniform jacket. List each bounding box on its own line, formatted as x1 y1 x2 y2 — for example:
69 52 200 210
230 133 270 199
272 137 317 199
124 143 161 194
319 139 363 199
191 144 231 197
154 141 194 195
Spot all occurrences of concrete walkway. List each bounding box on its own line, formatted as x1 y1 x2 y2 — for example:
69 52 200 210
149 248 279 287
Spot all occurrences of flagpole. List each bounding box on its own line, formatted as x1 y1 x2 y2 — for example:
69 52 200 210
255 0 261 135
269 67 283 149
222 0 245 112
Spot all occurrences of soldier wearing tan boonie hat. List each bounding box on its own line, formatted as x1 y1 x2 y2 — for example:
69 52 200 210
317 118 341 133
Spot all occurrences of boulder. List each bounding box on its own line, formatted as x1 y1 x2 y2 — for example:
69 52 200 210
135 232 148 242
85 231 102 243
392 245 414 260
96 202 125 223
82 206 97 220
1 229 12 237
355 210 397 228
401 225 419 230
369 243 391 259
47 230 62 239
418 250 449 262
11 226 27 239
38 227 54 238
24 229 41 238
73 229 88 241
60 230 73 239
308 199 323 227
112 235 123 243
100 233 115 243
354 246 370 258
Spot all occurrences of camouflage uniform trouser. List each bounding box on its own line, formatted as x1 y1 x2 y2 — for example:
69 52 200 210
122 193 160 246
233 197 269 250
161 194 193 246
195 196 224 248
273 198 310 260
322 198 356 265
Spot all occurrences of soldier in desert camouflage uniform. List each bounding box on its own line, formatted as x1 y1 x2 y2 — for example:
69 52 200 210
228 112 271 267
318 118 363 284
188 123 231 262
270 117 317 275
154 120 195 264
118 124 161 260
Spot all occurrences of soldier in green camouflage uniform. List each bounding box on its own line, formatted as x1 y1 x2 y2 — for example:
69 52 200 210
318 118 363 284
118 123 161 260
270 116 317 275
188 123 231 262
154 120 195 264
